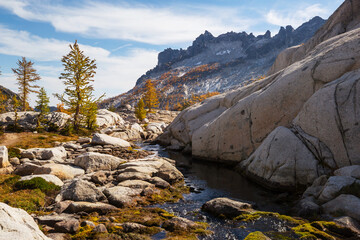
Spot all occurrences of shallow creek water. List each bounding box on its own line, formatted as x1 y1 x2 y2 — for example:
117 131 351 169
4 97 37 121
141 144 295 240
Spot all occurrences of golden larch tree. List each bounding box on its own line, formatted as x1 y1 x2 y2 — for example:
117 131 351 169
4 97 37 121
55 40 103 131
12 57 40 111
143 79 159 112
135 98 147 121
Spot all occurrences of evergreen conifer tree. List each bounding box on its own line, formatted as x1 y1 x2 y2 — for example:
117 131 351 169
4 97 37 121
35 87 50 128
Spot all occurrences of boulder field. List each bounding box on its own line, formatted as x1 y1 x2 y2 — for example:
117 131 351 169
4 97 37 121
157 0 360 223
0 132 193 238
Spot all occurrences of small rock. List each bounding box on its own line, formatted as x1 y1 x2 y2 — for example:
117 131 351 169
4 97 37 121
202 197 253 218
122 222 147 233
64 201 117 214
334 216 360 235
91 171 108 185
0 146 10 168
46 233 68 240
118 180 154 189
116 172 152 182
141 186 159 197
149 177 170 189
93 224 107 233
77 137 91 144
318 176 356 203
297 197 320 218
92 133 131 148
322 194 360 221
163 217 198 231
335 165 360 179
9 157 20 165
103 186 142 208
54 218 80 233
81 220 96 228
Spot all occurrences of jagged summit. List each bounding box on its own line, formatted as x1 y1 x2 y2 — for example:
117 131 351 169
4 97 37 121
102 16 326 110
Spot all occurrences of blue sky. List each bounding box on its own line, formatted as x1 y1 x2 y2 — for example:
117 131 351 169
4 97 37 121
0 0 343 106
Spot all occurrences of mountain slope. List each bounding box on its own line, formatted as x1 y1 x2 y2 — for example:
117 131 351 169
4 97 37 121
101 17 325 110
0 85 19 111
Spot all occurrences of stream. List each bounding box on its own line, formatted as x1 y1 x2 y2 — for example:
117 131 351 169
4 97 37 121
141 143 295 240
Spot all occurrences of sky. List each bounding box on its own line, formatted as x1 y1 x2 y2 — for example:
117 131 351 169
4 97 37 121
0 0 343 106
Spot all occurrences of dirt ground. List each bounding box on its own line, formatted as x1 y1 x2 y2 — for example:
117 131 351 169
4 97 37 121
0 132 78 148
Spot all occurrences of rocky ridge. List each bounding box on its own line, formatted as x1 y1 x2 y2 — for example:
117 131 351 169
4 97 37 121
101 17 325 109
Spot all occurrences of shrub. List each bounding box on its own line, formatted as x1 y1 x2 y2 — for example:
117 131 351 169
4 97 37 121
14 177 60 194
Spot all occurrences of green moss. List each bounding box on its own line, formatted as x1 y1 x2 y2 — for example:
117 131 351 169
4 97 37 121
14 177 60 194
71 225 94 239
234 211 305 225
292 223 336 240
8 147 21 158
244 231 269 240
265 232 295 240
234 213 261 222
0 175 54 212
142 181 189 205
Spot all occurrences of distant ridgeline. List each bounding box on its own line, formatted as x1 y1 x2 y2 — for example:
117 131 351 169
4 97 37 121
101 16 325 110
0 85 21 111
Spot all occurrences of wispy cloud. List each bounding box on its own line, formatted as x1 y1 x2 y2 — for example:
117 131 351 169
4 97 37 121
112 44 133 53
265 4 329 28
0 0 253 45
0 24 158 105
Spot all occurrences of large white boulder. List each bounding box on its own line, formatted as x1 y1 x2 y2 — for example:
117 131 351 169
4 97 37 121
239 126 333 189
21 146 67 161
0 146 10 168
56 179 106 203
0 202 51 240
33 163 85 180
146 122 166 134
92 133 131 148
96 109 125 128
74 152 125 173
103 186 142 208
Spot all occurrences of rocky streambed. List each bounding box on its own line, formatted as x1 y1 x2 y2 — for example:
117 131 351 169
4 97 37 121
0 132 360 239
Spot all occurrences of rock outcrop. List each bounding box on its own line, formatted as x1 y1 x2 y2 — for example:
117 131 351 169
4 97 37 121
0 111 70 131
159 0 360 190
0 202 50 240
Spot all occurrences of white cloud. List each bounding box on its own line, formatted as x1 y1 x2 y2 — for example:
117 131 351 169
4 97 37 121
0 0 253 45
265 4 328 28
0 25 158 106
